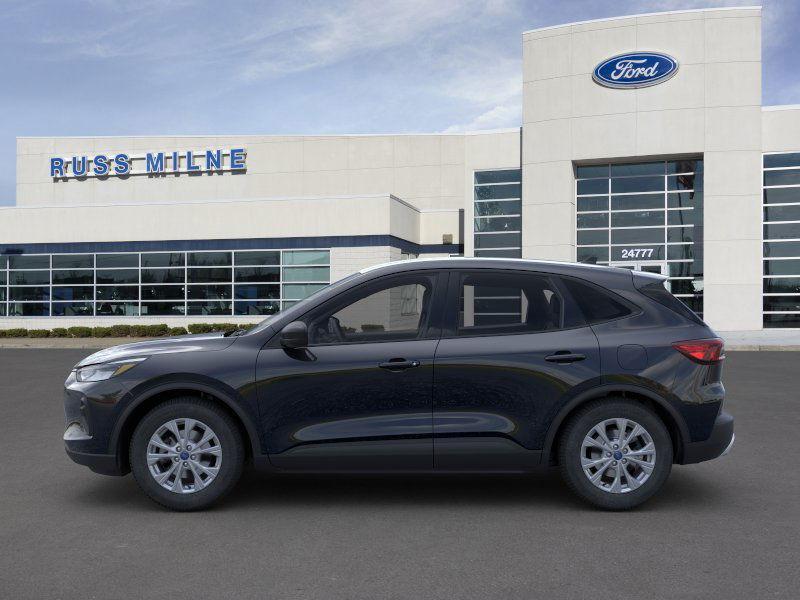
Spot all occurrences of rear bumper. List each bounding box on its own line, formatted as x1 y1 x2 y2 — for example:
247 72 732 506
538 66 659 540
680 410 734 464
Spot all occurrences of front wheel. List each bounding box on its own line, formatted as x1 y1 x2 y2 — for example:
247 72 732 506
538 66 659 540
130 398 244 511
558 399 673 510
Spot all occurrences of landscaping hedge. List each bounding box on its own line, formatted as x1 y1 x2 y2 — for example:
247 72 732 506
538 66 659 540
0 323 256 338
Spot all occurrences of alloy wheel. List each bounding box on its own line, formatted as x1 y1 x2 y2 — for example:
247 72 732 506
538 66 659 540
580 418 656 494
146 418 223 494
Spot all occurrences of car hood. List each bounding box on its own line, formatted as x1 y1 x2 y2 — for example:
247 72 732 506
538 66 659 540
75 333 237 368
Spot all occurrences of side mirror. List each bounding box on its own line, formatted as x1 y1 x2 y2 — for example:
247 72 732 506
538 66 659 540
280 321 308 349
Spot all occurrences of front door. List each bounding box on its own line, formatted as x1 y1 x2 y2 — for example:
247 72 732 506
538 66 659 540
256 271 445 471
432 270 602 470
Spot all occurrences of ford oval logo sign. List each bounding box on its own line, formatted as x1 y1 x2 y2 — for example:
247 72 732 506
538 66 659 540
593 52 679 89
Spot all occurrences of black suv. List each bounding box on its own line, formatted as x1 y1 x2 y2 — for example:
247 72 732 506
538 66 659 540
63 258 733 510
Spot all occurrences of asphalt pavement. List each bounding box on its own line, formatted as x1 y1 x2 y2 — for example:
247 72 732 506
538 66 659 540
0 349 798 599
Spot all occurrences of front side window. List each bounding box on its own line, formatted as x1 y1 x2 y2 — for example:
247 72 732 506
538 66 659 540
456 271 563 335
309 275 435 344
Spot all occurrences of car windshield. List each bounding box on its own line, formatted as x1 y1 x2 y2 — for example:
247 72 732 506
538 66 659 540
244 272 361 336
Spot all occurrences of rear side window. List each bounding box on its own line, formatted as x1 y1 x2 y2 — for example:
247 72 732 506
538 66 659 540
560 277 633 324
639 280 705 325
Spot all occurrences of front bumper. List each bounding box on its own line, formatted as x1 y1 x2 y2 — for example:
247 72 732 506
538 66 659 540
680 410 734 464
65 446 123 476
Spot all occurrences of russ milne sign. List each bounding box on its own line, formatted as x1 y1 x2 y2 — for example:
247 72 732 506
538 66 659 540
593 52 678 89
50 148 246 179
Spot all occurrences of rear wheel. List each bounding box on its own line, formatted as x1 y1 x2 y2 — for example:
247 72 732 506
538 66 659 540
558 398 672 510
130 398 244 511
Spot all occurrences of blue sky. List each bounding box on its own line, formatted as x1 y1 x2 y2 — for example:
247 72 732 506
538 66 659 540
1 0 798 206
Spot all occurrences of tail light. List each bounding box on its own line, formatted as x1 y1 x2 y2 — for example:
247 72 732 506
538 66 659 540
672 338 725 364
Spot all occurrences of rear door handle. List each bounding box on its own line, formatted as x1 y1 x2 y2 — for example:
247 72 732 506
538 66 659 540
379 359 421 371
545 352 586 364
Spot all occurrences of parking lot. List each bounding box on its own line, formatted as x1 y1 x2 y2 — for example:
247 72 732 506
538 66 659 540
0 349 798 599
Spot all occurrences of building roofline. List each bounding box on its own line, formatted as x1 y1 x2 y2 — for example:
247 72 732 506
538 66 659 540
522 5 761 36
763 104 800 112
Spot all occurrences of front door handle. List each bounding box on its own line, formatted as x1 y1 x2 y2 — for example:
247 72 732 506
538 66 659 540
379 359 421 371
545 352 586 364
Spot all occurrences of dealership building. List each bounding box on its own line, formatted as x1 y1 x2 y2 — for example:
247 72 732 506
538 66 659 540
2 5 800 331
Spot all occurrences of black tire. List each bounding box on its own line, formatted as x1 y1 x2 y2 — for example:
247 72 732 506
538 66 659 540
558 398 673 510
130 398 244 511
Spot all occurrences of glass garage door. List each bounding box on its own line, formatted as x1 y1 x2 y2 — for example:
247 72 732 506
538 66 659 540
575 159 704 316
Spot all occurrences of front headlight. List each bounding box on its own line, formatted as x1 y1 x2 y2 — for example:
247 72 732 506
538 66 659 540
75 357 148 382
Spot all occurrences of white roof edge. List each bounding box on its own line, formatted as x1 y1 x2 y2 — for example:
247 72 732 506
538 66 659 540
522 5 762 36
763 104 800 112
16 128 520 141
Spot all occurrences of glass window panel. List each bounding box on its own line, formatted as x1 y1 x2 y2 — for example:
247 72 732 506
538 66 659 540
764 170 800 187
0 255 6 269
282 250 330 266
187 251 231 266
678 296 703 313
667 174 701 191
10 287 50 301
764 153 800 169
611 194 664 210
668 209 701 226
667 244 694 260
95 286 138 301
764 259 800 276
473 249 522 258
611 162 664 177
764 278 800 294
576 179 608 195
52 270 93 284
96 254 137 268
577 246 609 263
611 228 664 244
8 302 49 316
667 227 694 243
764 241 800 258
0 304 5 316
9 255 49 269
235 301 281 316
474 170 520 184
234 251 280 266
474 232 521 249
187 267 231 283
52 254 93 269
764 223 800 240
474 184 522 200
187 284 232 300
577 213 609 229
611 176 663 194
667 160 702 174
577 230 608 245
96 269 138 284
9 270 49 285
234 284 280 300
0 288 4 301
764 205 800 222
668 262 698 277
764 314 800 328
141 285 185 300
577 197 608 212
611 245 665 261
282 266 330 282
474 216 521 232
763 296 800 312
474 200 521 216
53 286 94 301
667 191 702 209
52 302 93 317
0 272 4 286
234 266 280 282
763 187 800 204
575 165 608 179
140 302 185 316
96 302 138 316
283 283 327 300
141 253 185 268
187 301 232 316
611 210 664 228
669 279 702 295
141 268 185 284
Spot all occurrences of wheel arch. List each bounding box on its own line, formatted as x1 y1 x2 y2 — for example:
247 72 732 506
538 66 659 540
543 384 689 466
111 378 261 475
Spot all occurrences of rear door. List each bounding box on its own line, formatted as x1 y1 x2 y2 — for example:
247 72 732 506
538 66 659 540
432 269 602 470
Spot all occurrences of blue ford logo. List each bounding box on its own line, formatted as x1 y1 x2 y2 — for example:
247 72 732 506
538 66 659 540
593 52 678 89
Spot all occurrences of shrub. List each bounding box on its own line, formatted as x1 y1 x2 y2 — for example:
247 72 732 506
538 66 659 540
129 325 149 337
109 324 132 337
0 330 6 338
5 328 29 338
28 329 51 338
188 323 214 334
168 327 188 336
91 327 113 338
50 328 69 338
146 324 169 337
212 323 239 334
68 326 92 338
